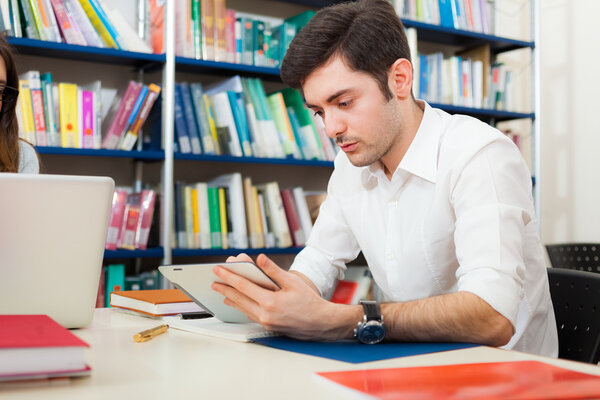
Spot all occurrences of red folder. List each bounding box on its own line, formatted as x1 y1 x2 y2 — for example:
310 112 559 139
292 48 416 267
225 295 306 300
317 360 600 399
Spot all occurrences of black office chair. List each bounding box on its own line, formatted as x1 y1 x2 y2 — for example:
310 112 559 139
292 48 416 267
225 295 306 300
546 243 600 272
547 267 600 363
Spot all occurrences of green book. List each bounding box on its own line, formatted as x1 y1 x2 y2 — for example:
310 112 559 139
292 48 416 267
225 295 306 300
207 186 222 248
191 0 201 59
280 87 325 160
283 10 315 32
105 264 125 307
252 19 265 67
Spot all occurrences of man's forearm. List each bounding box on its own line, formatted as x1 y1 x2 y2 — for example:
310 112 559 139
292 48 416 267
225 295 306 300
381 291 514 346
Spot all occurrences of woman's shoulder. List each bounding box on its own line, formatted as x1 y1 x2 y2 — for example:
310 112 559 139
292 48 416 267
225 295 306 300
18 140 39 174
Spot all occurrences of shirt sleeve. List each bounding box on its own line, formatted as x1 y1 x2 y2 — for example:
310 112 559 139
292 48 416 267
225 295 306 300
18 141 40 174
290 164 361 296
451 137 534 327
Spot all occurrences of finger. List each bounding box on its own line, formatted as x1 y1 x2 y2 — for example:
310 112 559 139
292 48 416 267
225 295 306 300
256 254 288 287
226 253 254 264
213 265 273 304
211 281 261 321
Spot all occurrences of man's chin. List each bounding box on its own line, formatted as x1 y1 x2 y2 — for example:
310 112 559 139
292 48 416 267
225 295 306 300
345 153 375 168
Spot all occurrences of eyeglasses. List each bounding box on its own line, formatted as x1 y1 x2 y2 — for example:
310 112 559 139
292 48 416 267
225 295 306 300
0 84 19 103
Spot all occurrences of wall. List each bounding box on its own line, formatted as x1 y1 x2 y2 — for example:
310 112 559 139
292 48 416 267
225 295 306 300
540 0 600 243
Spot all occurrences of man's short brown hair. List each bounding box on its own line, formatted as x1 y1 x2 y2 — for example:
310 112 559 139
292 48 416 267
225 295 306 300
280 0 412 101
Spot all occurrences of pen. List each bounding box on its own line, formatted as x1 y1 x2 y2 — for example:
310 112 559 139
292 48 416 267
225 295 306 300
133 324 169 343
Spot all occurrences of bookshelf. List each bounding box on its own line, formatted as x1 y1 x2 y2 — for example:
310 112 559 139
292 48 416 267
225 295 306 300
12 0 539 287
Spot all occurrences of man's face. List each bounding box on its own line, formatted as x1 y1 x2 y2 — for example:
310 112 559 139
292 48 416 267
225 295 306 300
304 56 403 168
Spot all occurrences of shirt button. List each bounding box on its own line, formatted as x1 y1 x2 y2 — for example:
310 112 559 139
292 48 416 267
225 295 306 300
389 200 398 208
386 252 395 260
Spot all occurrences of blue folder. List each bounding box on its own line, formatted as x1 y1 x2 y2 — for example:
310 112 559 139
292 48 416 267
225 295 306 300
251 337 478 364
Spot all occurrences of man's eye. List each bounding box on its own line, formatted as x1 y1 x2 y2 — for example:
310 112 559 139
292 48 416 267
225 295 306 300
313 110 323 117
339 100 352 108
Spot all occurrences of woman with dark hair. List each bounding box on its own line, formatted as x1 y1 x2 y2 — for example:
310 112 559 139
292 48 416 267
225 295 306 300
0 34 38 173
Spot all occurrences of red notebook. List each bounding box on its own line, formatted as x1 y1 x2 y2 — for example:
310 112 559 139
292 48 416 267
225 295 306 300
0 315 90 381
317 360 600 399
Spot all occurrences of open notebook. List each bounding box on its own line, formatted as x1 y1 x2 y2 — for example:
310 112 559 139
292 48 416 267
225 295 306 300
162 315 280 342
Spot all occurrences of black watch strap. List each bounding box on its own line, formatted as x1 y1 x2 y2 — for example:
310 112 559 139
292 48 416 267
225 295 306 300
361 300 381 322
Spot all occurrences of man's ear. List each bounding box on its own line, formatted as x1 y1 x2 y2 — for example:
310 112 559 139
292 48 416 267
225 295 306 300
389 58 413 99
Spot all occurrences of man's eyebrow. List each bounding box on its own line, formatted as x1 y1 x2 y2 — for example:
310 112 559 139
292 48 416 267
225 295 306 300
305 88 355 109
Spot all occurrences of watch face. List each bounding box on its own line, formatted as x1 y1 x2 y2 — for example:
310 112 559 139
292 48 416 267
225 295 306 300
357 321 385 344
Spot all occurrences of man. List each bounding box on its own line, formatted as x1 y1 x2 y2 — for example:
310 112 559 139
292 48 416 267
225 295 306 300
212 0 557 356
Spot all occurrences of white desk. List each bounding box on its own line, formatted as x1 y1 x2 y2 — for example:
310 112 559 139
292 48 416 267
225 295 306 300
2 308 600 399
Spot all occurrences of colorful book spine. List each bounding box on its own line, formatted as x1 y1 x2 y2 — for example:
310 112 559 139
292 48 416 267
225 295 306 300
80 89 95 148
179 82 202 154
105 264 125 307
58 82 78 148
191 0 201 59
77 0 120 49
105 189 127 250
134 190 155 250
225 9 236 63
40 72 59 146
117 84 148 149
189 83 217 154
50 0 86 45
117 193 141 250
101 81 142 150
28 73 48 147
214 0 227 62
17 79 36 145
218 187 228 249
200 0 214 60
63 0 104 47
207 186 222 248
173 83 192 154
120 83 161 151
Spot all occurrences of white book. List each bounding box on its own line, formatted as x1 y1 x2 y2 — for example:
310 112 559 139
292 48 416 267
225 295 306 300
184 185 195 249
209 173 249 249
39 0 62 42
257 192 275 248
195 183 212 249
162 315 280 343
259 119 286 159
102 5 152 53
63 0 105 48
292 187 313 242
209 92 243 157
260 182 292 248
472 60 483 108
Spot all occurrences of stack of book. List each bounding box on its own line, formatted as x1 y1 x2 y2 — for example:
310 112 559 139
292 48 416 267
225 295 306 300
174 173 318 251
157 76 337 161
97 265 163 308
17 74 161 150
1 0 151 52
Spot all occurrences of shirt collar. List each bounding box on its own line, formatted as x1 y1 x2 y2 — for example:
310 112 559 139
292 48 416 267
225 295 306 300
364 101 441 185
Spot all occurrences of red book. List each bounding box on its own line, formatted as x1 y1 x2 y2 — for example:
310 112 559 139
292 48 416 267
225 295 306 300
280 189 305 247
105 189 128 250
117 193 142 250
0 315 90 381
135 189 156 250
329 280 358 304
317 360 600 400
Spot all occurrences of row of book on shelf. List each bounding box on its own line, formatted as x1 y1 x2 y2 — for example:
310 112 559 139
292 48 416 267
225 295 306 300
394 0 496 34
418 47 514 110
170 4 314 68
1 0 316 69
1 0 151 52
154 75 338 161
173 172 326 251
18 71 338 162
406 24 516 111
17 71 161 150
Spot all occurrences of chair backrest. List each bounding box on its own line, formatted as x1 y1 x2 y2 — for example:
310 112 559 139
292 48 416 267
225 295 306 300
547 267 600 363
546 243 600 272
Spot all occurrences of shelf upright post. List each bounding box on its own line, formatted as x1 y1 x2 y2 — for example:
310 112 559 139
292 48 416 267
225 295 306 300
531 0 541 231
160 0 176 288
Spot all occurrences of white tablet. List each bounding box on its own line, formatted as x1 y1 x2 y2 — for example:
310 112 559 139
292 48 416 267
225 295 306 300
158 262 280 323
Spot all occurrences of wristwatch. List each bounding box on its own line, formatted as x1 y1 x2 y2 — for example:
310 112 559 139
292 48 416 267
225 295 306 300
354 300 385 344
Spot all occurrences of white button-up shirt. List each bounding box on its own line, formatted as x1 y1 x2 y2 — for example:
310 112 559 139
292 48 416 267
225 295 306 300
290 102 558 357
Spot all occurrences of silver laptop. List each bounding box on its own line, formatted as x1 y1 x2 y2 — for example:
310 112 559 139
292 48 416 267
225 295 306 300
0 174 114 328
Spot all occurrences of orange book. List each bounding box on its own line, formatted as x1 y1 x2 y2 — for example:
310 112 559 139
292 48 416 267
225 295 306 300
317 360 600 400
110 289 206 317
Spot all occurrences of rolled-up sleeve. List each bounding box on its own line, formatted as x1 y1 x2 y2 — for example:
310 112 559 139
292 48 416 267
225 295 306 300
451 138 534 327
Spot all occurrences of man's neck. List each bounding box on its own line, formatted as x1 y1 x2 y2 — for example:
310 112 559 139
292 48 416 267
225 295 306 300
382 100 425 180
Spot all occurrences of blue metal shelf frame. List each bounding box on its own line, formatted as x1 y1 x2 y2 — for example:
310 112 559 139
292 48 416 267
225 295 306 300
174 152 334 167
8 37 166 71
429 103 535 122
104 248 165 259
36 146 165 161
172 247 304 257
175 56 282 80
401 19 534 54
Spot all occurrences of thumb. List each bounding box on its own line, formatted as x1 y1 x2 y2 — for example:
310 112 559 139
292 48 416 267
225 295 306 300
256 253 288 287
